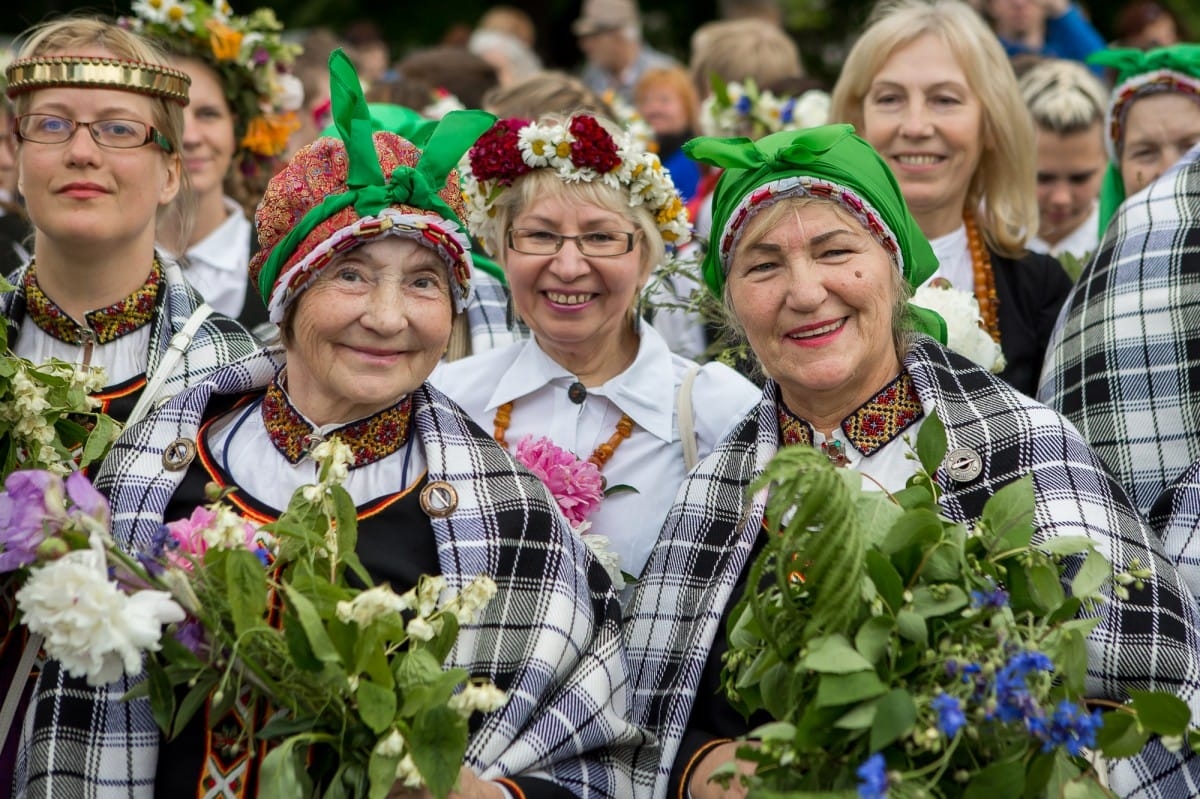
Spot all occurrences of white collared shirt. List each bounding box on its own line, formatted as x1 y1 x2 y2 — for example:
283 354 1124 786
927 225 974 291
179 196 252 318
1027 205 1099 262
430 323 760 579
15 320 150 385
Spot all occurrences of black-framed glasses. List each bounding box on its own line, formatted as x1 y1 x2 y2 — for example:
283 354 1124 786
507 228 639 257
15 113 173 152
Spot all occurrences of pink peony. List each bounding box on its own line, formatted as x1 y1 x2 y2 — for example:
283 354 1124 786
162 506 259 571
513 436 603 528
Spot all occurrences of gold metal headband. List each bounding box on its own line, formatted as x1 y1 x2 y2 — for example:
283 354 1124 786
5 56 191 106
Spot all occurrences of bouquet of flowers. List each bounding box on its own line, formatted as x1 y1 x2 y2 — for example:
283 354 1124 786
911 282 1006 374
717 414 1199 798
0 279 119 477
0 439 504 799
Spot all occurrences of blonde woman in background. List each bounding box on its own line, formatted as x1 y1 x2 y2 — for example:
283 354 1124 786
1019 57 1109 265
831 0 1073 397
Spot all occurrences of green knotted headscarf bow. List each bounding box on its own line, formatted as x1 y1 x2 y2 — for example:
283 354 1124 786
256 49 496 303
1089 45 1200 236
685 124 945 342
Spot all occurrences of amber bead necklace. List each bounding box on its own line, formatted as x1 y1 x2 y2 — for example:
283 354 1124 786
493 402 634 469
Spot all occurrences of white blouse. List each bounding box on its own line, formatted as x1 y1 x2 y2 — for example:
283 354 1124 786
179 197 252 319
927 225 975 291
16 319 150 386
430 323 761 579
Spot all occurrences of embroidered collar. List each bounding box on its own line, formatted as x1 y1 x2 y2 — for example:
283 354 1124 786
260 377 414 469
776 371 923 459
24 260 162 345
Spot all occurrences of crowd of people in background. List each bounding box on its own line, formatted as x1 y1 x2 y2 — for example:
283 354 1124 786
4 0 1200 796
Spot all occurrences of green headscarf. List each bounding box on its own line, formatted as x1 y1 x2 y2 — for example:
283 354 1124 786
685 124 946 342
1088 45 1200 235
318 101 508 286
254 49 496 304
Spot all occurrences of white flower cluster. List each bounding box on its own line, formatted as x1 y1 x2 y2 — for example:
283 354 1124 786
911 284 1007 373
335 574 497 641
699 81 831 138
0 361 107 473
459 118 691 253
374 728 424 788
580 531 626 591
601 89 657 153
336 583 416 626
447 679 507 719
301 437 355 504
16 540 184 685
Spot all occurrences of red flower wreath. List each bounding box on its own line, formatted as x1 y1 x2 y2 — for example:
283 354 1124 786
568 115 621 174
467 118 532 185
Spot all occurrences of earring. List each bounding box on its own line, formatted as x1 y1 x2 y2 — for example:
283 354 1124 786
505 291 517 330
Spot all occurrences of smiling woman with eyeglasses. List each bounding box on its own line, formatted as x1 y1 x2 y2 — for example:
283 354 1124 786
0 17 263 788
431 113 759 588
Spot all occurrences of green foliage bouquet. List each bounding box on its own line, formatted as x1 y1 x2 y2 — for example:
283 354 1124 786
718 414 1200 798
1 438 503 799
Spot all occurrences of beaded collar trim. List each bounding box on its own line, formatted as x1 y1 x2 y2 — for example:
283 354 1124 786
260 378 413 470
777 371 923 459
5 56 191 106
24 261 162 345
720 176 903 277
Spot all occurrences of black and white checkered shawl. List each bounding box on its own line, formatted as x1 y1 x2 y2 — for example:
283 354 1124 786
1150 459 1200 612
1 255 262 401
17 355 642 798
625 336 1200 799
466 270 526 354
1037 148 1200 517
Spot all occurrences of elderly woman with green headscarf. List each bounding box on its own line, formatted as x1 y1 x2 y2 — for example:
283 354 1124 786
621 124 1200 799
18 50 643 799
1090 43 1200 233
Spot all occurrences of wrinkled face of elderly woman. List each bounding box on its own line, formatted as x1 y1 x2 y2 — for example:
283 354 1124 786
284 236 453 425
1119 93 1200 197
726 200 903 415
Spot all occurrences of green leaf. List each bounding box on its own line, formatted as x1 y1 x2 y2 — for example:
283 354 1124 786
145 655 175 736
983 476 1036 553
356 678 399 734
802 634 874 674
1095 711 1151 758
895 609 928 647
1025 559 1066 614
367 746 400 799
80 413 118 466
865 550 904 611
408 704 469 799
1056 628 1089 696
395 647 444 690
1040 750 1084 799
258 737 315 799
282 583 344 669
815 670 887 707
854 616 892 665
964 757 1024 799
869 688 915 751
921 537 964 582
1037 536 1097 557
226 549 269 638
833 700 877 730
910 584 968 619
1128 689 1193 736
1070 549 1113 600
172 673 220 740
916 409 947 476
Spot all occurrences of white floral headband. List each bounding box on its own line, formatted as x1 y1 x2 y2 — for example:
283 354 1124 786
459 114 691 254
699 79 831 139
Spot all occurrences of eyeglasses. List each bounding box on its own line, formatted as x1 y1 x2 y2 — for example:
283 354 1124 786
15 113 173 152
507 228 639 257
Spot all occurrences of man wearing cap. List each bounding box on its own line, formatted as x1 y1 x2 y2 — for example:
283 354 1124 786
574 0 677 105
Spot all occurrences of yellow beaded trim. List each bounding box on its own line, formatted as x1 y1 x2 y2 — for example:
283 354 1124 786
5 56 191 106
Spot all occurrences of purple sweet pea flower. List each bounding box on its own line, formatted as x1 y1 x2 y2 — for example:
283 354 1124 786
65 470 110 525
0 470 64 571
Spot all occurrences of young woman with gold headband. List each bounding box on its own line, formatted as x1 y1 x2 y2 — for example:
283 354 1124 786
0 14 262 791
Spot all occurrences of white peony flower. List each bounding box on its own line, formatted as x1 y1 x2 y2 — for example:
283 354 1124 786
273 73 305 113
16 546 185 685
911 284 1006 373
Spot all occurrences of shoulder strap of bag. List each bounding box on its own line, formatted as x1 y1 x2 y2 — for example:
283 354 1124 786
126 302 213 427
678 364 701 472
0 631 42 753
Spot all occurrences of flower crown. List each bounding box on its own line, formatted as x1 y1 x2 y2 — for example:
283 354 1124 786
600 89 656 153
123 0 303 159
699 77 831 138
460 114 691 253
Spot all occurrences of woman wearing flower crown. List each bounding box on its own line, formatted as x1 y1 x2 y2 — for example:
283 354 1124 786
124 0 303 337
830 0 1073 397
18 50 641 799
622 123 1200 799
0 16 263 790
431 113 760 586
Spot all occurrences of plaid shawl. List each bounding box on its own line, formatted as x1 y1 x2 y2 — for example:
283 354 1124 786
1 255 262 401
625 336 1200 799
1036 147 1200 516
1150 459 1200 613
17 354 641 798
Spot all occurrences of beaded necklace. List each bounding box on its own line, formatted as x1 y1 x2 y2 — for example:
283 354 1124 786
493 401 634 469
965 212 1001 345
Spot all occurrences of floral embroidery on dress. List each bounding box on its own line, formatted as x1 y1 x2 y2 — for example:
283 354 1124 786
24 261 162 345
776 372 923 462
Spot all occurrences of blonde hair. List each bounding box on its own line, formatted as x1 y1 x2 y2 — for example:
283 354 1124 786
689 18 804 100
1019 58 1108 135
12 15 192 246
830 0 1038 256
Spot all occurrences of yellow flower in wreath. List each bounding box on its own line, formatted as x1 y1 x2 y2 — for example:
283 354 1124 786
205 19 243 61
241 111 300 157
